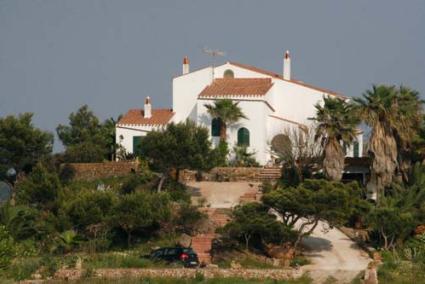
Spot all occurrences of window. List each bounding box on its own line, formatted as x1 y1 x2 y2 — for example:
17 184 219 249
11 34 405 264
211 118 221 137
237 127 250 146
133 136 143 155
353 141 360 158
223 69 234 78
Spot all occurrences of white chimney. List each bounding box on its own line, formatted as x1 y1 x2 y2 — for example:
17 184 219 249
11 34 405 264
182 56 190 74
144 96 152 118
283 50 291 80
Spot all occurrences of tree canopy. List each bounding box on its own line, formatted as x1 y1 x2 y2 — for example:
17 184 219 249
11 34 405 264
312 97 359 181
262 179 370 248
140 120 216 185
56 105 118 162
355 85 423 200
204 99 247 141
0 113 53 176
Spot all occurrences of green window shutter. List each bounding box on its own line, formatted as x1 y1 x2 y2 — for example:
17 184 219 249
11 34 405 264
133 136 143 155
353 141 359 158
237 128 250 146
211 118 221 137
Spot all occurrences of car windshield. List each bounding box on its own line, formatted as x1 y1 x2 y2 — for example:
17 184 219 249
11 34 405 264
182 248 195 254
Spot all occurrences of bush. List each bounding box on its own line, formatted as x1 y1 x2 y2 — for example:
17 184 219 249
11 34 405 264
219 203 296 251
0 226 15 269
163 180 191 203
15 163 62 211
230 146 259 167
59 163 76 184
6 257 41 281
64 190 116 232
120 172 154 195
174 203 204 234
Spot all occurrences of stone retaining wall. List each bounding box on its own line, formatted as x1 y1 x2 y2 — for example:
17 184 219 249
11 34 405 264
61 161 139 181
54 268 302 281
182 167 264 182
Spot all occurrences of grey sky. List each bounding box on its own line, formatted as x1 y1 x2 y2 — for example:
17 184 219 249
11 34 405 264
0 0 424 151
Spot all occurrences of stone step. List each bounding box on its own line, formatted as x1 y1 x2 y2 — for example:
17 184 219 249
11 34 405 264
191 233 215 264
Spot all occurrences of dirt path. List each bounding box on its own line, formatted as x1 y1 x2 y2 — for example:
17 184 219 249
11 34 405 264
187 182 371 283
301 221 371 283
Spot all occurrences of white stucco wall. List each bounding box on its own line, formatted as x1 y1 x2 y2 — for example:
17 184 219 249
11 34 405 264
116 124 164 156
197 97 271 165
118 61 363 164
172 67 213 123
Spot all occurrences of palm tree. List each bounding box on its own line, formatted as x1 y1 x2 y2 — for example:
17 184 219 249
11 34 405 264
312 97 359 181
204 99 247 141
355 85 423 201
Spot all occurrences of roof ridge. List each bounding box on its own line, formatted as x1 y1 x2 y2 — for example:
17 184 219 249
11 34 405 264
229 61 345 98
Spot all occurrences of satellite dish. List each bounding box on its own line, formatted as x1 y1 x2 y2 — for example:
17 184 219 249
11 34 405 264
6 168 16 178
0 181 12 203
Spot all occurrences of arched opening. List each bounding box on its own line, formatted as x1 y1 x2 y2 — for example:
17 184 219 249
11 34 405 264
237 127 250 146
223 69 234 78
271 134 292 156
211 118 221 137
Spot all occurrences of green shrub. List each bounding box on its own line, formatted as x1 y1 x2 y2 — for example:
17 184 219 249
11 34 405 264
6 257 41 281
84 253 161 269
174 203 204 234
219 203 297 251
194 271 205 282
290 256 310 267
163 180 191 203
0 226 15 269
39 255 58 278
404 234 425 263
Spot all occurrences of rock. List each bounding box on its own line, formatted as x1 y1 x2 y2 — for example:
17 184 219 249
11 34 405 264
31 273 42 280
372 252 382 264
415 224 425 235
178 233 192 247
364 262 378 284
265 243 295 266
272 258 281 267
230 260 242 269
75 257 82 270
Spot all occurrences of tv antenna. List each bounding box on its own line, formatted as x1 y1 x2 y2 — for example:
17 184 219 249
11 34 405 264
202 47 226 79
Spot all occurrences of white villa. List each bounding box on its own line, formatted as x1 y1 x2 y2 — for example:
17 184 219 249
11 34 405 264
116 51 363 165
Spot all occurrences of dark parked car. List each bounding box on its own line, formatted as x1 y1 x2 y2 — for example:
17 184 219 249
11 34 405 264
148 247 200 267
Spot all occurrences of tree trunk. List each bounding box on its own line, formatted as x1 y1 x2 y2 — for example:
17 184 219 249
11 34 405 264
157 174 166 192
175 168 180 182
220 123 227 142
244 233 251 250
368 123 398 202
127 232 132 248
294 219 319 250
323 138 345 181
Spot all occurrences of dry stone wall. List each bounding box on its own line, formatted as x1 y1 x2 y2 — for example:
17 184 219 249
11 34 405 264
54 268 302 281
182 167 264 182
62 161 139 181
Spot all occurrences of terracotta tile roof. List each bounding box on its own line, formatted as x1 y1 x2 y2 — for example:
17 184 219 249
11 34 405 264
229 61 346 98
117 108 174 125
198 78 273 98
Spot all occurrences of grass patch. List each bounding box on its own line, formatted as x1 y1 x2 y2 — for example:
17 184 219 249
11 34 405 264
2 257 42 281
378 251 425 283
83 252 169 269
213 250 278 269
290 256 310 267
